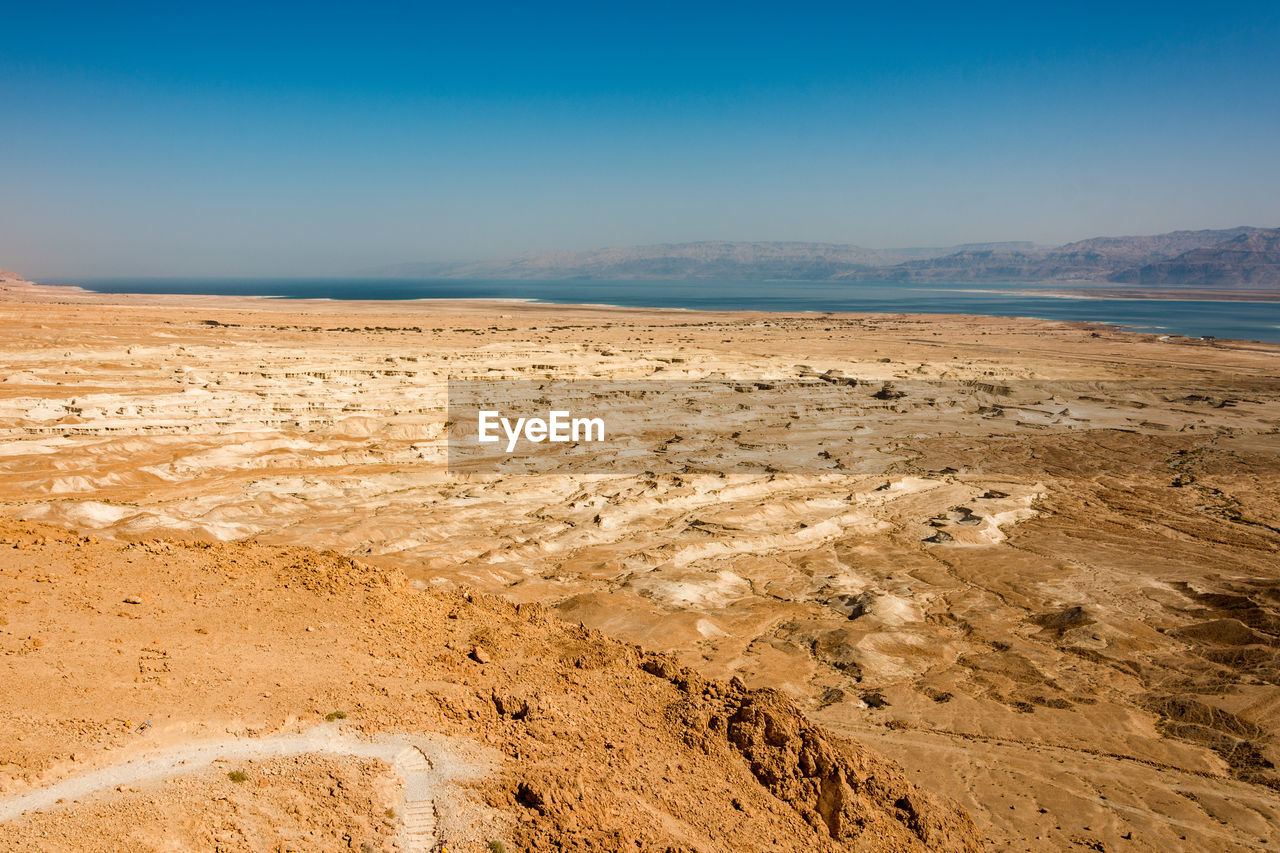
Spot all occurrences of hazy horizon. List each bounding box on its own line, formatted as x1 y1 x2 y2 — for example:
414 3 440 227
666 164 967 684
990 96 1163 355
3 2 1279 278
30 228 1280 284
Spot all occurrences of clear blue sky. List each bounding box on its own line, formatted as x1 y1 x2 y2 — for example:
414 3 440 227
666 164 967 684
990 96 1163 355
2 1 1278 276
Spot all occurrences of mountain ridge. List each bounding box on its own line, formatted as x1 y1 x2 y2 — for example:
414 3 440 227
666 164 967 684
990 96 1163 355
1111 229 1280 287
384 240 1040 281
377 228 1280 287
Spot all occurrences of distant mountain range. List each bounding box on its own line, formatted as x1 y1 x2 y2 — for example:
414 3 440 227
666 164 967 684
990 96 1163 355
378 227 1280 287
1109 229 1280 287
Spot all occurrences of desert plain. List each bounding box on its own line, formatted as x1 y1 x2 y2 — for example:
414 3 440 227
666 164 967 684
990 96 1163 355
1 271 1279 852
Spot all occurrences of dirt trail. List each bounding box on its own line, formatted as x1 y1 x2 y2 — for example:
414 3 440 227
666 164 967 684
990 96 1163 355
0 724 487 852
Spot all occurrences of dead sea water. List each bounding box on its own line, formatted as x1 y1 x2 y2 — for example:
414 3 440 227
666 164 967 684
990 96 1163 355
61 277 1280 343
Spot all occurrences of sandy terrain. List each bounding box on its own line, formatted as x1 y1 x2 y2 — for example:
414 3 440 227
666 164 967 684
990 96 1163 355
2 272 1279 850
0 519 978 852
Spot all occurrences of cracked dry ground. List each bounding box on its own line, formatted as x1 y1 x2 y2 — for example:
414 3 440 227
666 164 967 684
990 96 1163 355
1 287 1279 850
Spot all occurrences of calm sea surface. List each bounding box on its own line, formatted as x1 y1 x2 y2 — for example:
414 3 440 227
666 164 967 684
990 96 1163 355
59 278 1280 344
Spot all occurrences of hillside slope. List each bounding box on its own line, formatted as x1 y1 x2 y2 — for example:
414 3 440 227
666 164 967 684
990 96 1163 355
0 519 982 852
